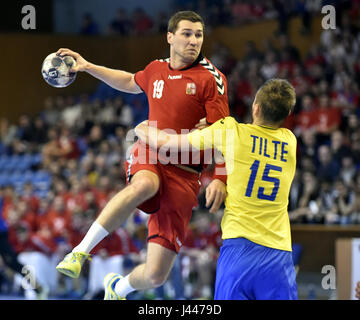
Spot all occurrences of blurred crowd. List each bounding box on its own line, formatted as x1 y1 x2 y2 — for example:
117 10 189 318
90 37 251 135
80 0 341 36
213 1 360 225
0 91 222 299
1 0 360 300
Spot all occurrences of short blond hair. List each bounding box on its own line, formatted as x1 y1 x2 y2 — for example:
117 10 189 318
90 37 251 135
255 78 296 124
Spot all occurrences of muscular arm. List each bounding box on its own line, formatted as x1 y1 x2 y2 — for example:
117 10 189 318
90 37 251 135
135 121 192 152
84 63 142 94
56 48 142 94
135 120 227 214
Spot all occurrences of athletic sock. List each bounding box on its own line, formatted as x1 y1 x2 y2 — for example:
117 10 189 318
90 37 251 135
72 221 109 254
114 275 136 298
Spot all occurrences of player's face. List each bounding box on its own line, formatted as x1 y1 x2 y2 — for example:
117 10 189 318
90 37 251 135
168 20 204 65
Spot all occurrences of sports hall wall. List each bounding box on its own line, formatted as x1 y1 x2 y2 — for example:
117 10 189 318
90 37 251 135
1 16 322 123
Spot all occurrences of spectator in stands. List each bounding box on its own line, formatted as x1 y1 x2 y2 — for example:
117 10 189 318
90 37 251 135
317 178 338 224
349 173 360 224
113 96 134 127
32 116 48 145
272 0 291 35
289 171 320 223
62 96 82 129
299 129 317 163
294 94 315 136
288 170 302 212
232 0 254 25
330 130 352 163
344 112 359 144
312 94 342 144
42 126 79 168
351 133 360 166
182 212 221 298
131 7 153 36
86 125 103 153
0 117 17 152
243 41 263 63
108 8 131 36
41 196 71 241
153 11 169 33
16 115 33 143
296 0 312 35
316 145 340 183
41 96 59 127
80 13 99 35
260 50 278 80
339 154 357 188
0 193 48 298
332 179 354 224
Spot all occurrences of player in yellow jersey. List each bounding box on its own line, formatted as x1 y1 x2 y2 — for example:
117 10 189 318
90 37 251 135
135 78 298 299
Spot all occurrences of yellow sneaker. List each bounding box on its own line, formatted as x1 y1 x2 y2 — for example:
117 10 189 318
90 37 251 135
103 273 126 300
56 252 91 278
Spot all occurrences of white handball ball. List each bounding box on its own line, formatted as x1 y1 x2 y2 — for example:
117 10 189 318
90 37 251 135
41 53 77 88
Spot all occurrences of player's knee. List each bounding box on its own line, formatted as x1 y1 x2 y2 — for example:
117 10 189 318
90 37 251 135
131 175 159 200
145 268 168 288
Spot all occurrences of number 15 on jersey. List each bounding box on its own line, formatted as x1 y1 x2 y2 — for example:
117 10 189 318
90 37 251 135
245 160 282 201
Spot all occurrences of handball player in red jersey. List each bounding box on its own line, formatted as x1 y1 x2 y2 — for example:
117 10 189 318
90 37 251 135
55 11 229 299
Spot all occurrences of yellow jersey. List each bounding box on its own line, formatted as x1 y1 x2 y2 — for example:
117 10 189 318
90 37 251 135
188 116 297 251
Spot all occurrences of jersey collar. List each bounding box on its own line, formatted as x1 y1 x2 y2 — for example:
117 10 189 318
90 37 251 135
168 53 203 71
258 125 279 130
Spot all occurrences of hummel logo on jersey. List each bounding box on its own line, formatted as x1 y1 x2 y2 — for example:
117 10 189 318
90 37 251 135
168 74 182 80
199 58 225 95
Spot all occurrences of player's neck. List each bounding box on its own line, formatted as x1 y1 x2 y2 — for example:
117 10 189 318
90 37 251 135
169 55 196 70
252 118 280 129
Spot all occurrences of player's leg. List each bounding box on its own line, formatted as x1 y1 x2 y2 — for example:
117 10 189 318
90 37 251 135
104 242 177 299
252 247 298 300
214 238 254 300
129 242 177 289
56 169 160 278
105 166 200 299
94 169 160 233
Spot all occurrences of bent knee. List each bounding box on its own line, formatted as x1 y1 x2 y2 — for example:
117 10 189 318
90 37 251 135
130 171 160 200
145 269 168 288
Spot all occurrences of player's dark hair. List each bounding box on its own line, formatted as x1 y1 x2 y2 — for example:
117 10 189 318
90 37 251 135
255 78 296 125
167 11 205 33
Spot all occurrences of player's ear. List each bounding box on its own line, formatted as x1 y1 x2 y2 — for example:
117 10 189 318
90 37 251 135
253 103 261 117
167 32 173 45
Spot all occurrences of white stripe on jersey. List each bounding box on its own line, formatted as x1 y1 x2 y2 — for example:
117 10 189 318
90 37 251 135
199 58 225 95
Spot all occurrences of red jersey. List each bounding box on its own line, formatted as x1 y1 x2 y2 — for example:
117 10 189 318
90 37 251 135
134 55 229 177
312 107 341 132
296 109 315 131
135 54 229 130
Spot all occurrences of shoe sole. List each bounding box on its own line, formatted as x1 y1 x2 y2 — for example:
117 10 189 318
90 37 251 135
56 266 79 279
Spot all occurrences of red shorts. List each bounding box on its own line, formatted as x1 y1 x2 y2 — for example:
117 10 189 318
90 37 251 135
125 142 200 253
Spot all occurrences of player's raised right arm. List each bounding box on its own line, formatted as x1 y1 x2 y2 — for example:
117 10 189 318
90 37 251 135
56 48 142 94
